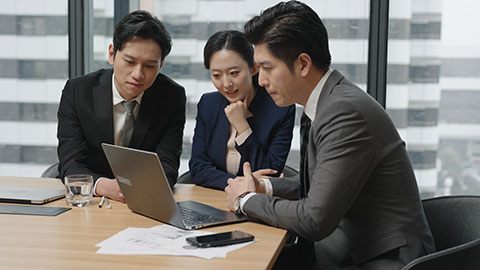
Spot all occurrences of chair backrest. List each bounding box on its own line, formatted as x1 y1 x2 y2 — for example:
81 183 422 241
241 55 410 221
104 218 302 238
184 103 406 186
402 238 480 270
40 162 60 178
422 195 480 251
402 196 480 270
177 171 193 184
282 165 299 178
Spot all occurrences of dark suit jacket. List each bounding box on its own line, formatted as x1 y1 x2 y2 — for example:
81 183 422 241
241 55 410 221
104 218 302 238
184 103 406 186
57 68 186 187
189 88 295 190
243 70 435 268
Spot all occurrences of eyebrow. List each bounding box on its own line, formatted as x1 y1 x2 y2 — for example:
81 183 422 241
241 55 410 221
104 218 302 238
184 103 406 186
257 61 272 66
123 53 159 64
210 65 241 71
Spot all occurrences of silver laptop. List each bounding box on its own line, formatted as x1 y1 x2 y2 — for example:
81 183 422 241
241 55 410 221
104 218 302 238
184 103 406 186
0 186 64 204
101 143 248 230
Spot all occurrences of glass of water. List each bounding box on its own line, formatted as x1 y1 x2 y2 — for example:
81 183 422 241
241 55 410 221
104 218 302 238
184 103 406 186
65 174 94 207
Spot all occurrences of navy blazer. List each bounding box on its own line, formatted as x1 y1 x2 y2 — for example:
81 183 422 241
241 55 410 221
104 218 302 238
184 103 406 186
189 88 295 190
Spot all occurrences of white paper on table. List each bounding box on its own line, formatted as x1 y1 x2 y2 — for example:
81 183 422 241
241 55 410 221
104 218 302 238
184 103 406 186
95 224 256 259
96 226 208 256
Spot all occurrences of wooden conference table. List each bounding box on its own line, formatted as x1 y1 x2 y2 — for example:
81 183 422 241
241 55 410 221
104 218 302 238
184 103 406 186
0 176 287 270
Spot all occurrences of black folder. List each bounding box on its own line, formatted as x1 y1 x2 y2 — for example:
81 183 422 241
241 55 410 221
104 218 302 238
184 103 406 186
0 204 71 216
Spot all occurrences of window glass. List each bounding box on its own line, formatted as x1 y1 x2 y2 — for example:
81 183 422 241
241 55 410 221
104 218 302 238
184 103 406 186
387 0 480 197
0 0 370 178
89 0 114 72
0 0 68 176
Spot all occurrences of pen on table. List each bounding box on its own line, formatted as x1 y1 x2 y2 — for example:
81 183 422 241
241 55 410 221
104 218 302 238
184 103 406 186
104 197 111 209
99 196 106 208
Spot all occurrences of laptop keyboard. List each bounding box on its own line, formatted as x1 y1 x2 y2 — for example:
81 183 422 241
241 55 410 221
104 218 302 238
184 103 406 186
178 204 223 225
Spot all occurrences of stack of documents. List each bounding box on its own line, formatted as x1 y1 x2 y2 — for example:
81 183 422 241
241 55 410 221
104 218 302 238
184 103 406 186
95 224 254 259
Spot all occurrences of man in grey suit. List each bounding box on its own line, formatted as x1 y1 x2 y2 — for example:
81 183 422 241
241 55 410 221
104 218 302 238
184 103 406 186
225 1 435 269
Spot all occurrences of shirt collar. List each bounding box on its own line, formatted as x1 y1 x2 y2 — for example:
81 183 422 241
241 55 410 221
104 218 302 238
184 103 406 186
304 68 333 121
112 72 144 106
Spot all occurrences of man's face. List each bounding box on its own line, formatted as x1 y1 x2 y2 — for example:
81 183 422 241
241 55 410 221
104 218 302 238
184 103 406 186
108 37 163 100
254 43 298 107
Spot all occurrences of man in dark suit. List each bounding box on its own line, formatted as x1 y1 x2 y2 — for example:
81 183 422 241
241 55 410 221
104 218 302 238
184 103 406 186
225 1 435 269
57 10 186 202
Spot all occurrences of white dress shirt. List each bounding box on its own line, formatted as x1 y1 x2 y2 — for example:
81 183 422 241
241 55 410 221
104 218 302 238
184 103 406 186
93 73 144 195
112 73 143 145
225 110 253 174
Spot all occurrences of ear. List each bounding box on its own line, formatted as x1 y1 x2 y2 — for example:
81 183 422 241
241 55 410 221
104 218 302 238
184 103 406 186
296 53 312 77
158 58 165 70
251 64 258 76
108 44 115 65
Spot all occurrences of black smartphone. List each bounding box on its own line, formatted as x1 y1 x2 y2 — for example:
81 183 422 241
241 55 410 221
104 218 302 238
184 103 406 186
186 230 254 248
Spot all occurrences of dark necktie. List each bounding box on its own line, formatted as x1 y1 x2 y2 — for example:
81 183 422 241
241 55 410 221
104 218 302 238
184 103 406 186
121 100 137 146
299 112 312 198
298 112 317 268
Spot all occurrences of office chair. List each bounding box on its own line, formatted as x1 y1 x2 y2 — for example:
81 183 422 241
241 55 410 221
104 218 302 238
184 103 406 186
402 196 480 270
177 165 300 185
177 171 193 184
40 162 60 178
282 165 299 178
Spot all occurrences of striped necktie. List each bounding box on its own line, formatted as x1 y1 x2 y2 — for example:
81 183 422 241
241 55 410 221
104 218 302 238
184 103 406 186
121 100 137 146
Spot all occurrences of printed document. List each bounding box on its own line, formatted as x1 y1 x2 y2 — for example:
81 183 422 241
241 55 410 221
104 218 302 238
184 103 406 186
95 224 254 259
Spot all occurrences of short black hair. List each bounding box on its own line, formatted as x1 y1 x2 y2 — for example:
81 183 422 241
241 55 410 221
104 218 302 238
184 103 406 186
113 10 172 60
203 30 255 69
244 1 331 71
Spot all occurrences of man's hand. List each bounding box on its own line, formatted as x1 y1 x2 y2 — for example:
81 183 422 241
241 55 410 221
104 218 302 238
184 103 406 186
224 100 250 133
225 162 257 212
95 178 125 202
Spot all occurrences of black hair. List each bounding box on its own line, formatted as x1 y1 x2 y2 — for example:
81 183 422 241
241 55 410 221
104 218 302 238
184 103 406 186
113 10 172 60
203 30 255 69
244 1 331 71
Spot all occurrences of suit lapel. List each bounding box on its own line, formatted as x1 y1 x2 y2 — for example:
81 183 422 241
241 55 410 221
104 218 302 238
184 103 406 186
237 89 262 174
318 69 344 102
93 69 114 144
312 69 344 128
306 70 345 190
219 99 230 172
129 88 153 148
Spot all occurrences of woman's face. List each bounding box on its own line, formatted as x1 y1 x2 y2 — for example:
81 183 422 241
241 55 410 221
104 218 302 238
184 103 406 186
209 49 257 103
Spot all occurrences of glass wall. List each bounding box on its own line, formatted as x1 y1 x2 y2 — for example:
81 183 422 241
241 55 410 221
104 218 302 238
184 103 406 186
0 0 370 177
11 0 479 198
386 0 480 197
0 0 68 176
150 0 370 173
89 0 114 72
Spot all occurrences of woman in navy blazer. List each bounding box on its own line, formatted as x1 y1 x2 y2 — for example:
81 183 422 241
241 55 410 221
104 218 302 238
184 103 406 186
189 30 295 190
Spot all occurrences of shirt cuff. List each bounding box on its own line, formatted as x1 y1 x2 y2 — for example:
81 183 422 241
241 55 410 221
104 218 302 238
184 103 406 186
262 178 273 196
235 128 252 146
239 192 257 215
93 177 107 196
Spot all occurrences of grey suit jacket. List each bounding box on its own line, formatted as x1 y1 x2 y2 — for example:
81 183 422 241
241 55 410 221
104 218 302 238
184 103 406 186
243 70 435 267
